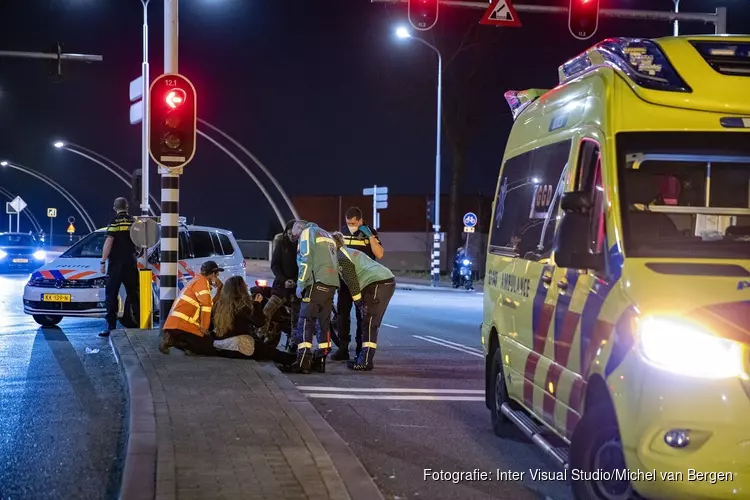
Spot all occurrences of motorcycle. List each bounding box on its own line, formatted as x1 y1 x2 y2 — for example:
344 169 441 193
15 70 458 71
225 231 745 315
251 279 339 352
452 258 474 290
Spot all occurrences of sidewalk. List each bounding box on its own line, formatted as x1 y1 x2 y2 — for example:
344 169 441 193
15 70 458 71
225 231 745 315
110 329 383 500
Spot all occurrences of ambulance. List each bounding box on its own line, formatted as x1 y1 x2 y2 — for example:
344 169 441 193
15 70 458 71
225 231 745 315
482 36 749 500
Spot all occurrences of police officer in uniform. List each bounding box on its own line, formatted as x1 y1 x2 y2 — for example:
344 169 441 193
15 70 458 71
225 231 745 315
98 197 140 337
331 207 384 361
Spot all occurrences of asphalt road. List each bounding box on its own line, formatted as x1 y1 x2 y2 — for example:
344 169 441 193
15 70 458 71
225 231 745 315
285 288 573 500
0 274 125 500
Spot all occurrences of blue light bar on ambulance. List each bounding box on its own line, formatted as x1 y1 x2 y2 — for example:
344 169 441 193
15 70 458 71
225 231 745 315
597 38 691 92
504 89 547 120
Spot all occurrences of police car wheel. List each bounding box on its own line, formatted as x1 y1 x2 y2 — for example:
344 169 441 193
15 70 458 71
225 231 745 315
489 348 512 436
33 315 62 327
570 404 635 500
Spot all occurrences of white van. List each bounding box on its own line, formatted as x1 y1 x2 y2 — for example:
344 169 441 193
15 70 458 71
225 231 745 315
23 222 246 327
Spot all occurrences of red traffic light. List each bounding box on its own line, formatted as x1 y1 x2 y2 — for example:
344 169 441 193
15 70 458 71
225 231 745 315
569 0 600 40
165 89 186 108
408 0 439 31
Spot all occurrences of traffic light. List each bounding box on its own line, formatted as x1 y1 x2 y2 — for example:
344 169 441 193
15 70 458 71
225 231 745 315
408 0 439 31
132 169 142 209
149 73 197 170
568 0 600 41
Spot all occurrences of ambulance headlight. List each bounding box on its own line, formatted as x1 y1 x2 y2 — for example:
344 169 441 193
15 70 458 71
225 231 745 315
637 317 746 379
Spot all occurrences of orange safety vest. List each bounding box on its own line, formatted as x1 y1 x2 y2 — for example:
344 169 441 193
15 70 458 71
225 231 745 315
163 275 214 336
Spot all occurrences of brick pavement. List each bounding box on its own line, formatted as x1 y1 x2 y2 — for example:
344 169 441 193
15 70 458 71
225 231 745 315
111 329 383 500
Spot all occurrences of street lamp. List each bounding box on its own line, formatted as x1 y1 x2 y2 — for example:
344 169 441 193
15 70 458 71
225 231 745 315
395 26 443 286
51 140 161 213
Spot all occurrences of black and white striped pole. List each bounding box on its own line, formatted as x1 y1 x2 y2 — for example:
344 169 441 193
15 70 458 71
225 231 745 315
149 0 197 323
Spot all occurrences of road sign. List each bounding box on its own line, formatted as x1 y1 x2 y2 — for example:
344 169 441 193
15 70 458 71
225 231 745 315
47 208 57 218
130 218 160 248
376 201 388 210
68 216 75 224
463 212 478 228
6 202 17 215
67 223 75 234
374 193 388 202
130 101 143 125
10 196 27 213
464 226 476 233
130 75 144 102
480 0 522 27
363 186 388 196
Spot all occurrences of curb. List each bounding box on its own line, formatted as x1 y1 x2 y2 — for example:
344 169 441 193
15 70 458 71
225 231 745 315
109 330 157 500
396 282 482 293
260 363 385 500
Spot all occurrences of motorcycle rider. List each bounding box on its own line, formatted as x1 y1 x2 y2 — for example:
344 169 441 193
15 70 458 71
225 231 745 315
452 246 466 285
332 207 384 362
261 219 299 348
331 232 395 371
281 220 339 374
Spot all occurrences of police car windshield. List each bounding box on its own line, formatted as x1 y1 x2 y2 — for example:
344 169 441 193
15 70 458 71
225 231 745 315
60 232 107 258
0 234 36 246
617 132 750 259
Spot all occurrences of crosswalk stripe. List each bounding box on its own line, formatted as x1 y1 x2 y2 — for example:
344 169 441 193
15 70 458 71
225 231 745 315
413 335 483 358
297 386 483 394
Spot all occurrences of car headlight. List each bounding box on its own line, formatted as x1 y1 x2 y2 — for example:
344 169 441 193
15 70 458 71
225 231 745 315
637 317 746 379
0 250 6 260
463 259 471 266
33 250 46 260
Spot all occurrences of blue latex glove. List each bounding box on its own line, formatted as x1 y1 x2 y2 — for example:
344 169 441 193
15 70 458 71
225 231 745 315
359 225 372 238
296 286 304 299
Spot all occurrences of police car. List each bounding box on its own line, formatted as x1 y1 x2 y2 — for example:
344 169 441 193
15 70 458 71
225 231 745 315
23 220 246 327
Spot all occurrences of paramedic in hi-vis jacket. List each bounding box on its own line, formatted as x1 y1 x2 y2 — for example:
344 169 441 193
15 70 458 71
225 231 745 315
331 232 395 371
282 220 339 374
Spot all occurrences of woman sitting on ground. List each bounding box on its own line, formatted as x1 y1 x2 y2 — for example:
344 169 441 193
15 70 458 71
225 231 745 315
211 276 296 365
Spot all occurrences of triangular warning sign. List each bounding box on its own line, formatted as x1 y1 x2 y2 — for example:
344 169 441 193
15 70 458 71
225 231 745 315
67 223 75 233
480 0 522 28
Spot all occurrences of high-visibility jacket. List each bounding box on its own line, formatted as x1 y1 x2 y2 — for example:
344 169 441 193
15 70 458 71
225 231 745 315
297 223 339 289
163 274 217 336
337 247 394 301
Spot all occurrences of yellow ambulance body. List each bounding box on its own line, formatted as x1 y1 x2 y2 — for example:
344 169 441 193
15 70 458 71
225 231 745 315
482 35 750 500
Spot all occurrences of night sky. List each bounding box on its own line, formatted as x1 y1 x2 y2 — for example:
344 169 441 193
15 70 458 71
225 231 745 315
0 0 747 239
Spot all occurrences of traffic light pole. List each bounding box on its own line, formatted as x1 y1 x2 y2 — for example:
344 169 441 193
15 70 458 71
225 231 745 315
159 0 181 323
141 0 151 216
370 0 728 34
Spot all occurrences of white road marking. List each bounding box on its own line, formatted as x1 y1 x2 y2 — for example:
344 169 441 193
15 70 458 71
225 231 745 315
297 386 483 394
422 335 482 353
305 393 484 401
412 335 483 358
382 323 399 328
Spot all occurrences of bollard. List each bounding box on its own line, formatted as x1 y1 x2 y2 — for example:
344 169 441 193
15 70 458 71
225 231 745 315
139 269 153 329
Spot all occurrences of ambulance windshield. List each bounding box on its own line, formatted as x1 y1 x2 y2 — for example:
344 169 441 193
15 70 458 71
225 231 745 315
617 132 750 259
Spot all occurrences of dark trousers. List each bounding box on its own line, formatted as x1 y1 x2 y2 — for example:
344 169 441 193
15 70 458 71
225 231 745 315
296 283 336 352
105 260 140 330
360 279 396 349
165 329 217 356
337 282 363 349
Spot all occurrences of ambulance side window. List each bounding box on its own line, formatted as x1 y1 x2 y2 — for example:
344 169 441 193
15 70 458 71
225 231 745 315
529 140 571 257
576 140 605 254
489 151 532 255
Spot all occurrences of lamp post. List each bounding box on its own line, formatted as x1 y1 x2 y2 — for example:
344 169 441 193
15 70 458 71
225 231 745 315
396 26 443 286
53 141 161 213
0 160 96 232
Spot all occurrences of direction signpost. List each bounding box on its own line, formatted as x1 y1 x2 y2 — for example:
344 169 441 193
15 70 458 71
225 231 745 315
463 212 478 260
47 208 57 247
363 185 388 230
6 196 27 233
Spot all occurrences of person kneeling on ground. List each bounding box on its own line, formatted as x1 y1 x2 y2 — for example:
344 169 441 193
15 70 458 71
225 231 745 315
211 276 296 365
331 232 395 371
160 260 224 355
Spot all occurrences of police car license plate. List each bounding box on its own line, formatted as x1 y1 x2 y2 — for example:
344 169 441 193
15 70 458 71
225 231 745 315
42 294 71 302
12 258 28 263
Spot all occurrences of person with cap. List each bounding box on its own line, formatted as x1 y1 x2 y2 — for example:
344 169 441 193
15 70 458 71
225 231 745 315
281 220 339 374
332 206 385 361
331 232 395 371
98 197 140 338
159 260 224 355
261 219 299 347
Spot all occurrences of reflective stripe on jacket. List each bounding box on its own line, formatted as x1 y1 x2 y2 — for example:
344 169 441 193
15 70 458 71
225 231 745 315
163 274 214 336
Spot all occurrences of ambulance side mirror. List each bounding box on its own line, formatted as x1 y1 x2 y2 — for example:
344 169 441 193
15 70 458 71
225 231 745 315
554 191 604 271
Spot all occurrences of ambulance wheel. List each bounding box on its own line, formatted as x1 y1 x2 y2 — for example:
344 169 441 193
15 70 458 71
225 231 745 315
33 315 62 327
488 347 512 436
570 403 636 500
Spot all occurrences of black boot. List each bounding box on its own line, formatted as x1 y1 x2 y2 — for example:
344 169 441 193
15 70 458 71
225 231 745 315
347 347 375 371
311 350 327 373
331 348 349 361
279 349 312 374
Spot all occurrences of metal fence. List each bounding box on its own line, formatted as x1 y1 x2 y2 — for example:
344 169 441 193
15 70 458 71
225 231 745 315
236 239 274 260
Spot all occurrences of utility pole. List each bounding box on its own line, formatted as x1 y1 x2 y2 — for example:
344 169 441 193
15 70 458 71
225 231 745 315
159 0 181 322
141 0 151 216
0 46 102 73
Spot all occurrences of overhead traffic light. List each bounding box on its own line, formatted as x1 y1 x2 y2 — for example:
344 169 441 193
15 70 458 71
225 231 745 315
149 73 197 170
568 0 600 41
408 0 439 31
